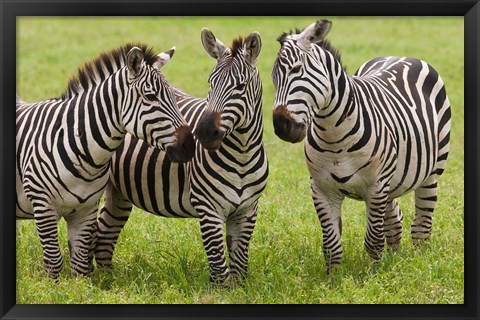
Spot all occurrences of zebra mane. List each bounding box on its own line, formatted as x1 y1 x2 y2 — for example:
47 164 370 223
60 43 159 100
276 29 303 45
277 30 346 71
230 36 245 58
318 39 345 71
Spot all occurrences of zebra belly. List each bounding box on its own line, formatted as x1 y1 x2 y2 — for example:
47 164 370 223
305 138 391 201
308 159 373 201
16 168 34 218
306 136 436 202
18 157 109 218
60 174 109 210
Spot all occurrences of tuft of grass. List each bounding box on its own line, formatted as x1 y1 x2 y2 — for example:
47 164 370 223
16 16 463 304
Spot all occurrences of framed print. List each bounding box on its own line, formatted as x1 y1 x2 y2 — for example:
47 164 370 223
1 0 478 319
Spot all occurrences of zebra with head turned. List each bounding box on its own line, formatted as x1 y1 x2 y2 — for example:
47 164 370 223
272 20 451 274
95 29 268 285
16 44 195 279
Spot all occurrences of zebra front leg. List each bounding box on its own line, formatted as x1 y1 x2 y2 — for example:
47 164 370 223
226 203 258 283
33 204 63 279
411 177 438 245
95 181 133 268
198 210 228 285
364 188 390 264
311 181 344 275
64 206 98 276
384 199 403 250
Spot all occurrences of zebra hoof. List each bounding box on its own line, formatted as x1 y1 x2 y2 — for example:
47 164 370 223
209 275 228 287
412 236 431 246
71 268 93 278
226 273 247 287
45 264 63 282
96 261 113 270
48 273 61 283
370 260 380 274
386 242 401 251
325 262 339 277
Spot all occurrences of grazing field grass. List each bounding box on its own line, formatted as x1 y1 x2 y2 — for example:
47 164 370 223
16 16 464 304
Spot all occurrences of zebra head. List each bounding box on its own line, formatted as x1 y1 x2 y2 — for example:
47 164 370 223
194 28 262 150
271 19 332 143
123 46 195 162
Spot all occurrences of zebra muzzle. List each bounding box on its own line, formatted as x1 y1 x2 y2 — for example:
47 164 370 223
273 105 306 143
194 111 226 150
166 125 195 162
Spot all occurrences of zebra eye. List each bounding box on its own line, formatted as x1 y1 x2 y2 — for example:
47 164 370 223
145 93 159 101
290 65 302 74
235 83 246 91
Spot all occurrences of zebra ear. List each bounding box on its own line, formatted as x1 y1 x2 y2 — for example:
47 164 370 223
127 47 144 78
297 19 332 50
201 28 226 60
153 47 175 70
244 31 262 66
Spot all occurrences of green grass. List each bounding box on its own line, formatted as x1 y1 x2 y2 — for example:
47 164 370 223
16 16 464 304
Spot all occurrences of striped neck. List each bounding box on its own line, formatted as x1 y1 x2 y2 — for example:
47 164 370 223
62 69 129 177
309 49 359 150
224 76 263 155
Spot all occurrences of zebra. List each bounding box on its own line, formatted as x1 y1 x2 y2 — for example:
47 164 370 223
95 28 268 285
16 43 195 279
271 19 451 274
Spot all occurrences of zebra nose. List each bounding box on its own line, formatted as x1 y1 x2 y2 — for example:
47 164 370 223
166 125 195 163
194 111 225 150
273 105 306 143
273 105 292 137
180 129 195 156
273 112 291 137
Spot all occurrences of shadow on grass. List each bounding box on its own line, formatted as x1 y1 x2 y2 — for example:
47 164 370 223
318 239 428 289
90 247 210 295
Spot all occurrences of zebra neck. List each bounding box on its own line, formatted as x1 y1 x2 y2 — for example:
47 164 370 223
226 118 264 155
65 75 127 176
310 69 359 149
226 89 264 155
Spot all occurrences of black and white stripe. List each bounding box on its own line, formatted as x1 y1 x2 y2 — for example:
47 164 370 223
272 20 451 273
95 29 268 284
16 44 193 279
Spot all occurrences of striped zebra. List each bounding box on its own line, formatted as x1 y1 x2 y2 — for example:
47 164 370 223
95 29 268 284
16 44 194 279
271 20 451 273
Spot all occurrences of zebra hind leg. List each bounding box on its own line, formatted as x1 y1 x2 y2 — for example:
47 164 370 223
411 176 439 245
384 199 403 250
64 206 98 276
226 203 258 285
95 181 133 268
411 103 450 244
33 204 63 280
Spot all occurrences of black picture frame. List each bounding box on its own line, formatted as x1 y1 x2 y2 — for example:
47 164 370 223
2 0 478 319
